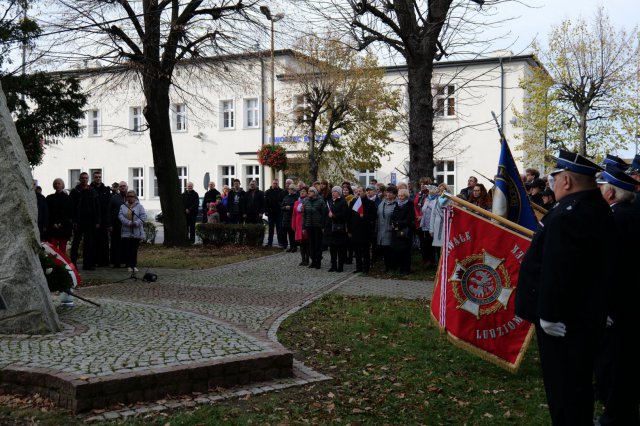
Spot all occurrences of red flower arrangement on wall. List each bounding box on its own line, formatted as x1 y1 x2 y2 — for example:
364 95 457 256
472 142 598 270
257 144 288 171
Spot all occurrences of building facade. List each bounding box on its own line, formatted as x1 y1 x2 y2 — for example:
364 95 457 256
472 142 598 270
33 50 540 215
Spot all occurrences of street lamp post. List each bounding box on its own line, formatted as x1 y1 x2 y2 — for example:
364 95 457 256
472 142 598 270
260 6 284 148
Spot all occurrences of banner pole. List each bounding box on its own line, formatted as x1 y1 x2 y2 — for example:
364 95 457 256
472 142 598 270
531 202 548 216
442 192 534 239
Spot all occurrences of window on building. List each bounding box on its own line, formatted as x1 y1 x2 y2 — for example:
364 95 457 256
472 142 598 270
150 167 159 198
177 166 188 193
69 169 81 187
130 106 143 132
434 160 455 191
245 165 260 188
357 169 376 187
434 85 456 117
221 100 235 129
221 165 235 187
293 94 309 123
88 109 101 136
244 98 259 128
173 103 187 132
130 167 144 198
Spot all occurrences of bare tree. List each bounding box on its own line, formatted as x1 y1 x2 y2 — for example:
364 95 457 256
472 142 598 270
515 7 639 158
43 0 266 245
285 0 527 191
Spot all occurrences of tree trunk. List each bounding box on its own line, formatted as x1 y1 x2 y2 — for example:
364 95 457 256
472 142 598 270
308 125 319 181
578 109 588 156
143 78 188 246
407 61 436 192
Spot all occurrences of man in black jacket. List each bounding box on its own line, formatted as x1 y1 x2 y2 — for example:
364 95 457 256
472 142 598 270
515 150 614 425
228 179 246 224
245 180 265 225
34 183 48 241
202 182 221 223
182 182 199 244
107 181 127 267
458 176 477 201
264 179 286 247
90 171 112 266
70 172 101 270
280 183 299 252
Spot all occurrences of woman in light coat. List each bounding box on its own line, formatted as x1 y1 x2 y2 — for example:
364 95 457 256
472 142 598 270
429 183 450 263
376 185 398 272
118 190 147 272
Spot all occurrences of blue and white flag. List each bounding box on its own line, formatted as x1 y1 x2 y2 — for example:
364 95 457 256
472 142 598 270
492 141 537 231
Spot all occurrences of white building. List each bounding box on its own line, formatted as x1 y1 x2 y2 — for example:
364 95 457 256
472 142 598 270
33 50 541 214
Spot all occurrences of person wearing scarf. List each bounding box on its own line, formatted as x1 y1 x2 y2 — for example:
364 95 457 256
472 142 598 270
292 187 309 265
347 186 377 273
303 187 327 269
429 183 451 264
390 188 415 275
417 182 438 267
324 186 349 272
118 190 146 272
376 185 398 272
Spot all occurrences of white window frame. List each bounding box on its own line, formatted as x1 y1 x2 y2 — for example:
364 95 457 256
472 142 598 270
434 160 456 192
220 165 235 188
433 84 456 118
88 109 101 136
221 100 235 129
244 164 260 188
173 103 187 132
130 106 144 132
244 97 259 128
177 166 188 193
150 167 160 198
357 169 376 187
130 167 144 198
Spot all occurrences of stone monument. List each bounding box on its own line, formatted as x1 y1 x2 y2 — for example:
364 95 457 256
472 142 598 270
0 81 61 334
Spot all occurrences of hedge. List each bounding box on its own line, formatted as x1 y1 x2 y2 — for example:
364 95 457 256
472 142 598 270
196 223 265 246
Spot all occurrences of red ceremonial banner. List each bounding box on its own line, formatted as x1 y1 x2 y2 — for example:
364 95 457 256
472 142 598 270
430 205 534 372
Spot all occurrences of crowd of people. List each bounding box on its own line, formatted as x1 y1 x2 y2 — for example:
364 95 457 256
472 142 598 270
188 177 460 275
36 171 147 282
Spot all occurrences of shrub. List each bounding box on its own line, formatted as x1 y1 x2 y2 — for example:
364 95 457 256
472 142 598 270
196 223 265 246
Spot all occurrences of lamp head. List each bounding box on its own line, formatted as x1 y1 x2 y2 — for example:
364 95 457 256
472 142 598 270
260 6 272 20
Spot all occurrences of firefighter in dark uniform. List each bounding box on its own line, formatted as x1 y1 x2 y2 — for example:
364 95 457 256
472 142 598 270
515 149 614 425
626 154 640 211
595 164 640 426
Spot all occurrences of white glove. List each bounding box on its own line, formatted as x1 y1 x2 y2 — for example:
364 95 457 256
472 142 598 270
540 319 566 337
606 316 613 327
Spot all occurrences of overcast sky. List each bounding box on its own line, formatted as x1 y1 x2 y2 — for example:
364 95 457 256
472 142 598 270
493 0 639 54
